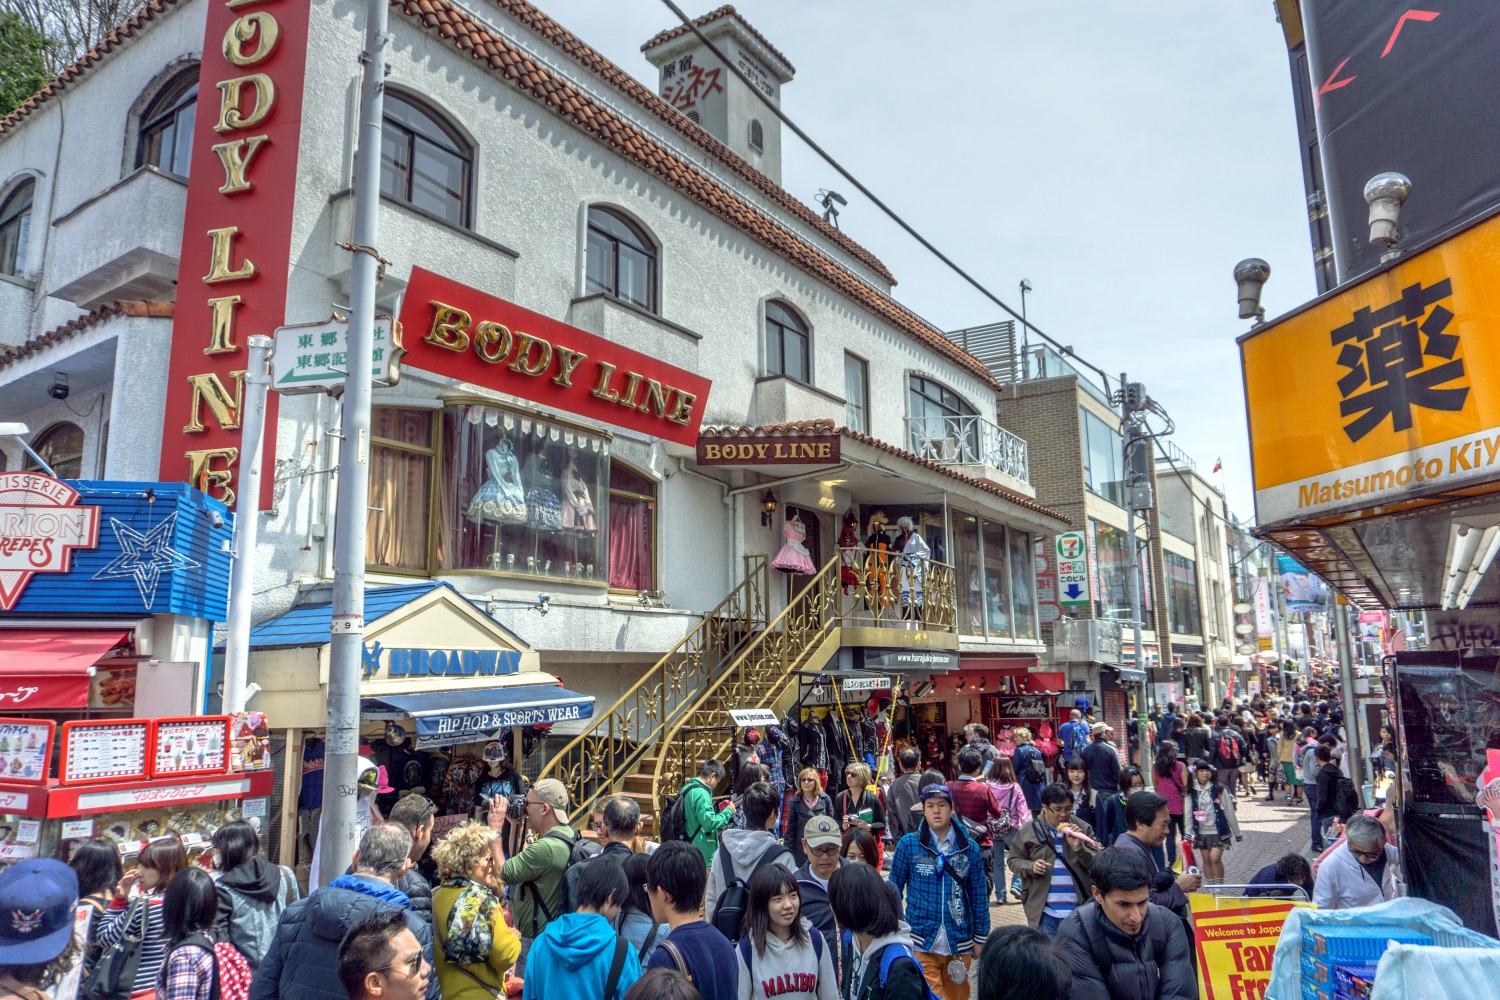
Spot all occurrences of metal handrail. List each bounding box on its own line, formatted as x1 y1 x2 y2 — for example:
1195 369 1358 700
905 414 1029 483
1193 883 1311 902
537 554 770 824
650 548 957 808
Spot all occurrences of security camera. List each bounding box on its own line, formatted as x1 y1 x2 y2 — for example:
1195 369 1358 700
208 510 225 528
1365 172 1411 250
1233 259 1271 323
538 593 550 606
47 373 69 400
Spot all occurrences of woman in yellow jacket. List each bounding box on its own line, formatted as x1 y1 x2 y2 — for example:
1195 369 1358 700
431 822 522 1000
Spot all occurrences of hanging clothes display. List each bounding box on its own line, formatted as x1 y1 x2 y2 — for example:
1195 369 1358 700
894 516 931 617
525 460 564 529
771 513 817 574
560 458 596 531
822 711 848 780
466 438 528 524
838 517 861 595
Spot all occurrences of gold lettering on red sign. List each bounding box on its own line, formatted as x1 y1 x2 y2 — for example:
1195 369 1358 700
507 333 552 377
211 135 269 195
214 73 276 134
666 390 697 426
472 321 512 364
222 11 280 66
204 295 244 355
203 227 256 283
552 346 588 387
186 448 239 507
424 301 472 352
183 370 247 432
634 378 667 417
590 361 621 403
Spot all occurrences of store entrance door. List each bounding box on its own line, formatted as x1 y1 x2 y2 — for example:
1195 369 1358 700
785 506 823 604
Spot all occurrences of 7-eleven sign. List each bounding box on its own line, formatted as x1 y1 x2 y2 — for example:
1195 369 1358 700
0 473 100 609
1056 531 1090 606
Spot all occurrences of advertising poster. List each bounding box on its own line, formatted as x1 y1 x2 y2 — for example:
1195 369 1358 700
1190 894 1310 1000
0 719 51 782
1252 578 1274 638
1277 555 1330 613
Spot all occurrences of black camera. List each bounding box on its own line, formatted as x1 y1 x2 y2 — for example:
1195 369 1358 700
506 793 528 820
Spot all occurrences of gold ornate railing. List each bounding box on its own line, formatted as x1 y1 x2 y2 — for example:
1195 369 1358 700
651 548 956 807
538 555 770 824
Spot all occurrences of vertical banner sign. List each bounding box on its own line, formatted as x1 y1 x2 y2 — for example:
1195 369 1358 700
1055 531 1090 606
1252 577 1274 638
158 0 312 507
1190 894 1310 1000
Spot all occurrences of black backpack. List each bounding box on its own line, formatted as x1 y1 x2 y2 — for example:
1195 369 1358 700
711 842 791 940
558 836 607 914
83 897 149 1000
522 827 584 927
1214 731 1244 769
1332 773 1361 819
657 785 692 844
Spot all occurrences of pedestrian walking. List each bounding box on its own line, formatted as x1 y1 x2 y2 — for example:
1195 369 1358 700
429 821 521 1000
1093 769 1142 848
833 763 886 865
1080 725 1121 800
1300 730 1324 849
986 757 1030 905
387 795 436 924
784 769 835 867
1151 746 1188 868
620 854 671 966
1277 721 1303 802
1155 704 1181 750
826 864 926 1000
976 926 1071 1000
706 782 796 930
887 784 989 999
252 824 438 1000
1112 792 1200 916
1061 762 1097 830
495 777 577 975
1007 783 1100 936
883 749 924 843
1012 727 1046 812
524 858 642 1000
951 747 1006 899
338 910 432 1000
1184 762 1242 885
681 761 737 867
645 842 738 1000
94 835 191 998
1313 746 1344 844
0 859 81 1000
1313 815 1397 910
159 868 252 1000
1179 714 1211 764
733 866 838 1000
1057 710 1088 768
624 969 702 1000
1054 849 1195 1000
793 815 845 946
70 838 122 973
209 820 298 969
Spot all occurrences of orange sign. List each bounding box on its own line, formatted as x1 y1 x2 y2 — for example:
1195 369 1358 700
1240 210 1500 525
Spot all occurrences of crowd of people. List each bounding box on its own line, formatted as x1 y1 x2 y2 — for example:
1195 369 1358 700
0 686 1401 1000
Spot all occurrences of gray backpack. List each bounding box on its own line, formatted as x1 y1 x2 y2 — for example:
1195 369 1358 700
223 865 298 968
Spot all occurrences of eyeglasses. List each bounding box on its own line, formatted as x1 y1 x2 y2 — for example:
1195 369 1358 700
808 844 841 856
1349 846 1384 861
376 953 423 978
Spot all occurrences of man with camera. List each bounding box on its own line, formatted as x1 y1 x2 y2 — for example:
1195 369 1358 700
490 778 577 979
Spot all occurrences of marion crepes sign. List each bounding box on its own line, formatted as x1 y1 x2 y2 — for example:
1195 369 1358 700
0 474 100 610
158 0 314 507
397 268 712 446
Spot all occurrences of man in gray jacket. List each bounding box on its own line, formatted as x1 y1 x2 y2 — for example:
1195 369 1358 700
884 748 925 843
704 782 795 926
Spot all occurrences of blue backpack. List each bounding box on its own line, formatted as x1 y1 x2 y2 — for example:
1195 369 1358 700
737 925 824 973
872 943 942 1000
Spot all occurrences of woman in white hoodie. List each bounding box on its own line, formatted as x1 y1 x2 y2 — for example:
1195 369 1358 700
735 866 838 1000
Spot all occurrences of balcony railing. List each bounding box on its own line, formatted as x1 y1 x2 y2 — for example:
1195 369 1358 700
906 414 1029 484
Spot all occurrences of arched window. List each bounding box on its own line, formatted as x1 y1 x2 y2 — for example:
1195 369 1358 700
381 93 473 227
27 422 84 479
0 179 35 277
748 118 764 154
137 71 198 176
608 463 656 592
908 375 979 461
585 207 658 312
765 300 810 382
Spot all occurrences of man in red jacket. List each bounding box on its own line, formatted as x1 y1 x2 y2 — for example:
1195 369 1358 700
950 746 1004 901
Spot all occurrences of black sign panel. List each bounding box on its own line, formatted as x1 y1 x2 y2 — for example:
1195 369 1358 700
994 694 1054 719
1303 2 1500 282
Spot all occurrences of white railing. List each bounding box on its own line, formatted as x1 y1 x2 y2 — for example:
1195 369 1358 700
906 414 1030 484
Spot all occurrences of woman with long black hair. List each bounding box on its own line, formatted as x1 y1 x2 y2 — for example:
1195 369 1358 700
158 868 251 1000
734 866 837 1000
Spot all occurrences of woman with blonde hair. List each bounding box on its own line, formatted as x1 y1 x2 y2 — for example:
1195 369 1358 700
833 761 887 867
783 767 834 867
1011 727 1046 813
431 821 521 1000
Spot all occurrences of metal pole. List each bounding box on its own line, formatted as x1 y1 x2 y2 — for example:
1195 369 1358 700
1332 600 1366 794
318 0 388 887
221 334 273 714
1121 371 1150 776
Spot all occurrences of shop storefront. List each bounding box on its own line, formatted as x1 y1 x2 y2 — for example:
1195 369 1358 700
238 580 593 868
0 473 236 868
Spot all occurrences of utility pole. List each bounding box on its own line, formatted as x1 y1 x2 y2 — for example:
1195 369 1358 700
1019 279 1033 373
1332 599 1366 796
221 334 273 714
319 0 388 886
1121 373 1152 779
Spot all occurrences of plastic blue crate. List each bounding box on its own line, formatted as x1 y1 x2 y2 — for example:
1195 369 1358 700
1302 954 1334 986
1332 964 1378 1000
1301 925 1433 961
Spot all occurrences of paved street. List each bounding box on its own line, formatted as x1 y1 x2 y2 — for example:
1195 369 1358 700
1222 781 1314 887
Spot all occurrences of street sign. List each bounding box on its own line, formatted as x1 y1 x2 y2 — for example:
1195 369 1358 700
270 314 405 394
1055 531 1091 606
727 709 778 728
841 675 891 693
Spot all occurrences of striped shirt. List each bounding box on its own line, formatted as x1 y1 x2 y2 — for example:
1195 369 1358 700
1043 827 1077 920
96 895 170 994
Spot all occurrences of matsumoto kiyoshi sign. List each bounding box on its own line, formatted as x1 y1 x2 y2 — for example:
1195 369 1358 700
360 642 522 680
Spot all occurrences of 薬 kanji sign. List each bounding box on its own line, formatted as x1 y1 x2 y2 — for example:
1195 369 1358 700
1241 210 1500 526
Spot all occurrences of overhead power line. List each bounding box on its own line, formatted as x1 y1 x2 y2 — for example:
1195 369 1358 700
655 0 1115 393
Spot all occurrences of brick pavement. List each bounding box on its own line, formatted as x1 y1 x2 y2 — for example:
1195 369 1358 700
1221 782 1315 887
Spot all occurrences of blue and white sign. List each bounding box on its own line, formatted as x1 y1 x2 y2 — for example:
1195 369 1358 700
360 641 521 680
366 686 595 750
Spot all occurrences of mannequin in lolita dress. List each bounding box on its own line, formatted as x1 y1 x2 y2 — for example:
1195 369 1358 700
894 515 931 619
838 517 861 595
560 458 596 531
467 438 528 524
772 513 817 574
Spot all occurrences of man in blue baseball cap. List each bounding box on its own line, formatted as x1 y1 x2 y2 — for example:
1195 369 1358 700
0 858 81 995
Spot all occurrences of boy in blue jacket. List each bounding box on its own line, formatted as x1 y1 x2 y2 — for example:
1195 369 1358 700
889 784 990 1000
522 858 640 1000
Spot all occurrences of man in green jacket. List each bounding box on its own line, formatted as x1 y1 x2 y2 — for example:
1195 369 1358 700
497 777 576 978
682 760 734 866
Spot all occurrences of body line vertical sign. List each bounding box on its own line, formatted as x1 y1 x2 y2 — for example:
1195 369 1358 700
158 0 313 507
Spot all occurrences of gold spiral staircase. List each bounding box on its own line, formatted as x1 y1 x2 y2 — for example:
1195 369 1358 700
538 548 956 833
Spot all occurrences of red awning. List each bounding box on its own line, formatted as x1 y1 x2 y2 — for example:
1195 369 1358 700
0 630 130 709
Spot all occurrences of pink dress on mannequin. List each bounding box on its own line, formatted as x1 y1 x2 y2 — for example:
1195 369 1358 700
772 515 816 574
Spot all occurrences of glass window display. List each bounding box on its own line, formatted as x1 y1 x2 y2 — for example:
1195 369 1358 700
1008 527 1036 639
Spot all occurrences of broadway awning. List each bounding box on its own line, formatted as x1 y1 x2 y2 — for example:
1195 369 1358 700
0 629 130 708
364 685 595 749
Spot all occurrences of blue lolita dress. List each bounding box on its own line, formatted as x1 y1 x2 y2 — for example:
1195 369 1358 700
467 439 528 524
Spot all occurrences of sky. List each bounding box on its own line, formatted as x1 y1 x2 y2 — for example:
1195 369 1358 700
538 1 1320 519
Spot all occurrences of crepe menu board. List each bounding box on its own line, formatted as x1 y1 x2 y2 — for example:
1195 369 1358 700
152 717 230 778
59 720 149 785
0 718 54 784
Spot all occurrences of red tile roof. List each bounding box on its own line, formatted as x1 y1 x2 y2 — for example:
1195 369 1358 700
640 5 795 75
394 0 999 390
0 0 181 136
0 300 174 371
701 419 1069 524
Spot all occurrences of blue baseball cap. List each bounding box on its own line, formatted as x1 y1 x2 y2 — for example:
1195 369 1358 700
0 859 79 965
919 783 954 804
